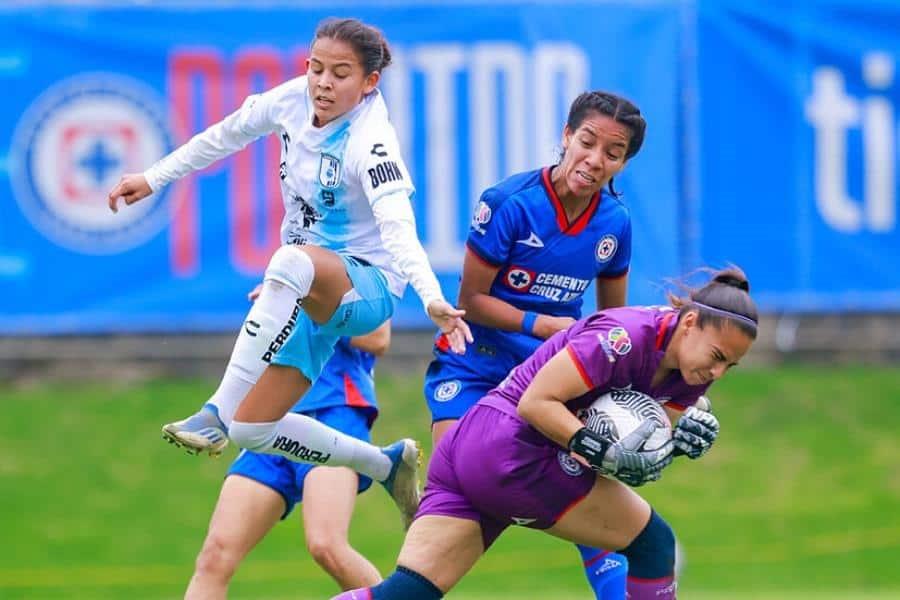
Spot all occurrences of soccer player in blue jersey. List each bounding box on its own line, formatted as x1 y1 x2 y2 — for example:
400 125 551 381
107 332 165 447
334 268 757 600
423 91 644 598
186 320 390 599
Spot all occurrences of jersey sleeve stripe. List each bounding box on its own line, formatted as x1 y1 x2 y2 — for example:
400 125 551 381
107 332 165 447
465 242 502 267
597 269 629 280
566 345 594 388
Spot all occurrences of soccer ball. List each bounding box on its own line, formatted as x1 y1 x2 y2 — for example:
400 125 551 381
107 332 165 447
576 389 671 451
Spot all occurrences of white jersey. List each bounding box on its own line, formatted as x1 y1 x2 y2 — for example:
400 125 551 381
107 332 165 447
145 76 418 299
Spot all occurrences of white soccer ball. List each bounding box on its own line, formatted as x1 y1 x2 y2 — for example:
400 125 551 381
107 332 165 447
577 389 671 451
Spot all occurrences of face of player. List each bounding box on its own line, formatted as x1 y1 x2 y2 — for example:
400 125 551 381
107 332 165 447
307 37 380 127
674 310 754 386
558 111 631 200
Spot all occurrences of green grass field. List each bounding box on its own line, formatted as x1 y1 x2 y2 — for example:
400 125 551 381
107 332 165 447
1 365 899 599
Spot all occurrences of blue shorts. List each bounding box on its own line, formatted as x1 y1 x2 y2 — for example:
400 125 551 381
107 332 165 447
227 405 374 518
272 255 397 381
423 359 499 423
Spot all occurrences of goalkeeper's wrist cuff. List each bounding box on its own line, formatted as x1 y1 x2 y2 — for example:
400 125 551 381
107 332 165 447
568 427 610 464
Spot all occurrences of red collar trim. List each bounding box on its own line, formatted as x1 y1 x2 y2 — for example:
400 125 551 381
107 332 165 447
541 167 601 236
655 311 676 351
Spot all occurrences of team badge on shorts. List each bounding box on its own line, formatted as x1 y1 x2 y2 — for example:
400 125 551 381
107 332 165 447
319 153 342 189
434 380 462 402
10 73 174 254
557 450 585 476
595 234 618 262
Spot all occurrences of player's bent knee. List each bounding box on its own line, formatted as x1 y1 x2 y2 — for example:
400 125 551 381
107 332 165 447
264 244 315 297
306 534 349 571
228 420 277 452
195 536 239 580
619 509 675 578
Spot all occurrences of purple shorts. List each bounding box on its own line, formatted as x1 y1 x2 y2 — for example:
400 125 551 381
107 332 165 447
417 404 596 549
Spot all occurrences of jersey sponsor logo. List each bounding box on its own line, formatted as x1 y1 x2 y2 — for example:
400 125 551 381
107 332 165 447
511 516 537 526
607 327 633 355
318 153 342 188
557 450 585 476
516 231 544 248
370 142 388 157
10 73 173 254
595 234 618 262
526 272 590 302
434 380 462 402
471 200 492 233
368 160 403 189
504 266 535 291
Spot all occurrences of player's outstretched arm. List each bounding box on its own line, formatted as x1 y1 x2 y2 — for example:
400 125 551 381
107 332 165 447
108 90 277 213
371 192 472 353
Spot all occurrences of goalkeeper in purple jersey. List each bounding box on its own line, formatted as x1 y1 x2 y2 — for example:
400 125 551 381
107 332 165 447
335 268 758 600
424 91 640 597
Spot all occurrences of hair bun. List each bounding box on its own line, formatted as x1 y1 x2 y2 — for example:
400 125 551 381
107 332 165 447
713 269 750 293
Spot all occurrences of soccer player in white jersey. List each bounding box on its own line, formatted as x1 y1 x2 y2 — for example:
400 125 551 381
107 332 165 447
107 18 471 526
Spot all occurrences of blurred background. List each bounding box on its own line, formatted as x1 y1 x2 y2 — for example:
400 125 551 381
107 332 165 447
1 1 898 598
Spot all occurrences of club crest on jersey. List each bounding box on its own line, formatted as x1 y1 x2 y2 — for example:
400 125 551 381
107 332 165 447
434 380 462 402
607 327 632 355
557 451 585 476
471 201 492 234
318 153 342 189
504 266 534 292
10 73 174 254
595 234 618 262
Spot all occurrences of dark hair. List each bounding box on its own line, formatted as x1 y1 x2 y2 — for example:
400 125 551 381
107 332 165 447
562 91 646 197
668 266 759 340
313 18 392 75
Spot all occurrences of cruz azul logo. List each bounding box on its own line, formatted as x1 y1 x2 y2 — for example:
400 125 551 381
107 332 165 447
10 73 174 254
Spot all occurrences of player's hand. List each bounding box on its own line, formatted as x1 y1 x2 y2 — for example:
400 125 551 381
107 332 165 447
568 421 674 486
533 315 576 340
247 283 264 302
673 404 719 459
427 299 473 354
108 173 152 213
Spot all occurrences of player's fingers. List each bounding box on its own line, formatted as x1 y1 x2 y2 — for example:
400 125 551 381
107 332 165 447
458 318 473 343
447 327 466 354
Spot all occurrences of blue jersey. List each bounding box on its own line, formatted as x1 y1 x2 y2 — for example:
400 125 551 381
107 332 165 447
443 166 631 374
293 337 377 419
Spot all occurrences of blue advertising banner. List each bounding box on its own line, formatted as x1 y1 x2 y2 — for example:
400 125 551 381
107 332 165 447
697 0 900 311
0 1 686 333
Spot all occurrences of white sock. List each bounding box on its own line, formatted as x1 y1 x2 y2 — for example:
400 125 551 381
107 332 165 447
229 414 392 481
207 247 316 424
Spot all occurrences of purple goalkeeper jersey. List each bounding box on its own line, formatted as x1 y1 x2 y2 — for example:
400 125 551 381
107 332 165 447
480 306 711 420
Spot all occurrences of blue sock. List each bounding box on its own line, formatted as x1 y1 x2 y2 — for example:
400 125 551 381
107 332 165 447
370 566 443 600
576 544 628 600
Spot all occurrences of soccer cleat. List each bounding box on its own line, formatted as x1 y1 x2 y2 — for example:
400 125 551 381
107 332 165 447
380 438 422 530
161 404 229 457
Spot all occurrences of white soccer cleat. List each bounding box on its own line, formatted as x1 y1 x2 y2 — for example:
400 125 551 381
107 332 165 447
161 404 229 457
379 438 422 530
